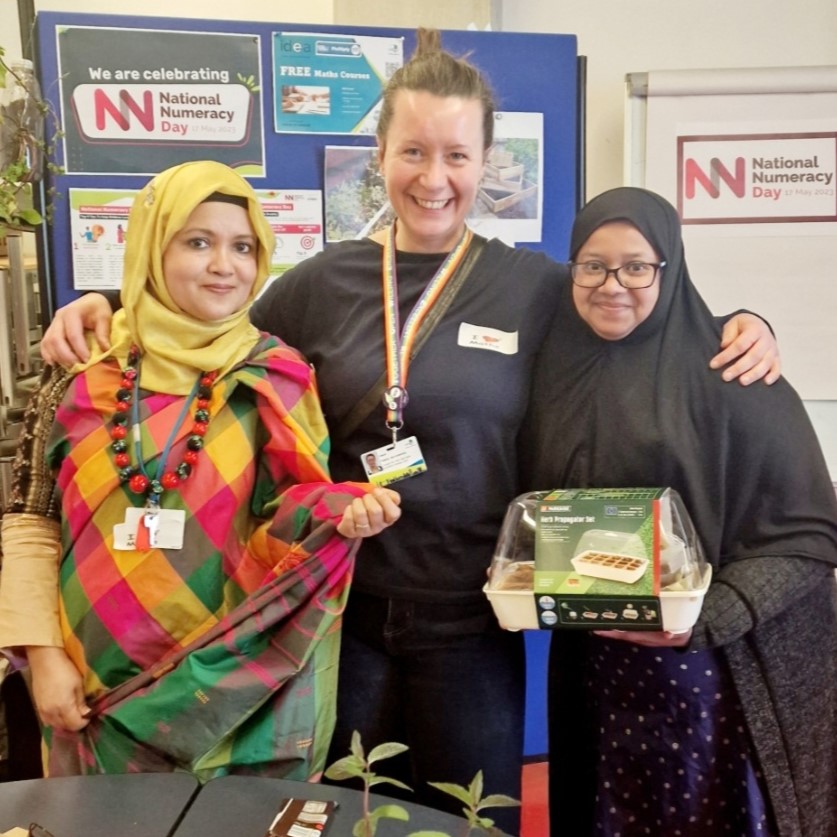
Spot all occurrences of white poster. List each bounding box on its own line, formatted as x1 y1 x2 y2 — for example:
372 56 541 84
468 111 544 246
640 68 837 401
256 189 324 278
675 132 836 227
70 188 134 289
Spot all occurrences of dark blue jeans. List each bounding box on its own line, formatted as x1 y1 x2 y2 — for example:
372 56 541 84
324 590 526 836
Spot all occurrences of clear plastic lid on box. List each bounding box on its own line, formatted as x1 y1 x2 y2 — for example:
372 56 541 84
487 488 708 594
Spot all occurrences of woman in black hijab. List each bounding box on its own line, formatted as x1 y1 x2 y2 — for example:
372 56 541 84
524 187 837 837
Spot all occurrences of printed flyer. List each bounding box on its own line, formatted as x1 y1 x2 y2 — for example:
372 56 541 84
468 111 544 246
69 188 135 289
56 26 264 174
256 189 324 278
273 32 403 135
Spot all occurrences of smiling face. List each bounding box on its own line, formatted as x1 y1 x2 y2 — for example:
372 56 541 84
377 89 486 254
161 200 258 322
572 221 662 341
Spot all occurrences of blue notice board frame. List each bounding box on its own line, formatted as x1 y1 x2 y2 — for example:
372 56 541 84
35 11 580 758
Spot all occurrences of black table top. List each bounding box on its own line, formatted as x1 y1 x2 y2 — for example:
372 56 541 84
0 773 507 837
0 773 200 836
172 774 481 837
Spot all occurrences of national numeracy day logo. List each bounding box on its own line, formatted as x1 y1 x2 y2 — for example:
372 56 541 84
677 132 837 224
71 83 253 143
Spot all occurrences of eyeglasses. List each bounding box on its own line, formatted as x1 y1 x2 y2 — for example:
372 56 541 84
569 260 666 289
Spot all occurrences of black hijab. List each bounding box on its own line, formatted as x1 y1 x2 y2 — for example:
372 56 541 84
524 187 837 571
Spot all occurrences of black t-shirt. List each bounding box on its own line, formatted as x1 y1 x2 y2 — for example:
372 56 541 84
251 238 566 603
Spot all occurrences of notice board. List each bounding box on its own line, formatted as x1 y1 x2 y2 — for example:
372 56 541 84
35 10 581 760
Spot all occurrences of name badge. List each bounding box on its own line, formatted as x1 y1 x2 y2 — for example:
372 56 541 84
361 435 427 487
457 322 518 355
114 507 186 551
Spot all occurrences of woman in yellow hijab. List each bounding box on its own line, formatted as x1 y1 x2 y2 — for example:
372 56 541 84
77 161 277 394
0 161 400 780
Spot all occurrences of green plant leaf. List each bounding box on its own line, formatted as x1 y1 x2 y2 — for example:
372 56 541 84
476 794 522 810
356 803 410 835
324 755 366 781
370 804 410 822
407 831 452 836
368 775 412 792
349 730 365 759
15 207 43 225
426 781 473 806
469 770 484 802
368 741 410 763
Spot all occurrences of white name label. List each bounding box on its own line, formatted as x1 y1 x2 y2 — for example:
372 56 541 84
457 322 519 355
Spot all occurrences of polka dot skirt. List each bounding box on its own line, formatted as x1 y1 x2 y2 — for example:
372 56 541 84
586 639 776 837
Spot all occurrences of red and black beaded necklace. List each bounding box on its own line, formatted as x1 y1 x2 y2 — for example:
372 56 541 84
110 345 217 500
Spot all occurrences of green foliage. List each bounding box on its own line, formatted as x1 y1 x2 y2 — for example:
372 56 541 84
0 45 64 233
324 732 412 837
325 152 391 241
429 771 520 835
501 138 539 184
325 733 520 837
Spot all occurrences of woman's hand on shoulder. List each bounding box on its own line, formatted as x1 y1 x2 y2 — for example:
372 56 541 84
710 312 781 386
41 293 113 367
338 488 402 538
593 628 693 648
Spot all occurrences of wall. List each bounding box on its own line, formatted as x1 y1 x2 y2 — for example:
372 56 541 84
35 0 333 24
499 0 837 476
2 2 330 63
335 0 494 30
1 0 495 57
499 0 837 200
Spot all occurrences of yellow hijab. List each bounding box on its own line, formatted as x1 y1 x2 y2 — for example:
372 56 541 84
74 161 276 394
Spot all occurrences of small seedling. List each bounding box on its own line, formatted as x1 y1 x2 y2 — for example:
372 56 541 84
325 732 521 837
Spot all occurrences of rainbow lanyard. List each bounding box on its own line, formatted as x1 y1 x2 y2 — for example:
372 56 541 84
381 222 473 442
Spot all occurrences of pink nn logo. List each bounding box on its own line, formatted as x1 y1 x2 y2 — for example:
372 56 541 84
684 157 746 199
94 88 154 131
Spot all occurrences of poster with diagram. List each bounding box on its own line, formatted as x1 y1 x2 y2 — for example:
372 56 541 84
70 188 134 289
256 188 324 278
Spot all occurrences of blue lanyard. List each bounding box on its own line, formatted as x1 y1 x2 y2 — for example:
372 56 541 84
131 358 201 506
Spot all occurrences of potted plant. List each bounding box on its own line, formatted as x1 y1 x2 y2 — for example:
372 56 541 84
0 44 62 251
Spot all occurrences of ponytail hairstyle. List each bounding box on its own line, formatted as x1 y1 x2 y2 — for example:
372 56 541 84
376 27 496 150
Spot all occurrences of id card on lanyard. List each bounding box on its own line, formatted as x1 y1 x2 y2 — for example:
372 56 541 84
359 223 473 485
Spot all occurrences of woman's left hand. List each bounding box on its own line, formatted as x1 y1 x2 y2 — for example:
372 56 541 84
338 488 402 538
710 313 781 385
593 628 693 647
